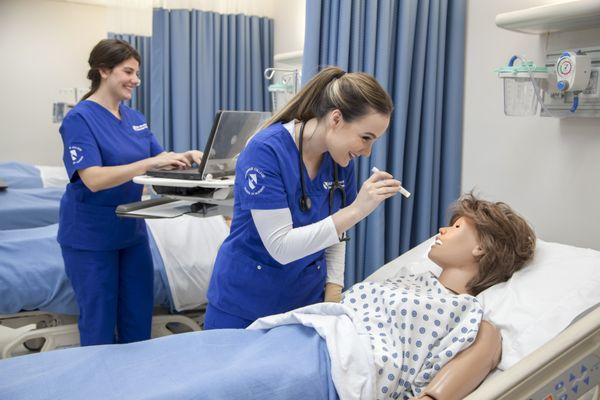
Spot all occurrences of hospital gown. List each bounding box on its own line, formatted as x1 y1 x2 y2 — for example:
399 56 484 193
341 272 483 399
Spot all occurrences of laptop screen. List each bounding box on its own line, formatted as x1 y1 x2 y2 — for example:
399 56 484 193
201 110 271 178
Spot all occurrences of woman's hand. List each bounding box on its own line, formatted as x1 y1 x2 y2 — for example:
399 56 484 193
351 170 401 218
324 283 343 302
182 150 203 165
147 152 191 171
331 170 401 236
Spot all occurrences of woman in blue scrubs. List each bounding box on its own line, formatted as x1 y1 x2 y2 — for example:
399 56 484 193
205 67 401 329
58 39 200 346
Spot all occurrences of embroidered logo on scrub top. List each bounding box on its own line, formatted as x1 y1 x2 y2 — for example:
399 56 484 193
322 180 345 190
132 123 148 131
244 167 266 195
69 146 84 164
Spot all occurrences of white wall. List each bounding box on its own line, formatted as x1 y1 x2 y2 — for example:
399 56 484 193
0 0 107 165
0 0 303 166
272 0 305 56
463 0 600 250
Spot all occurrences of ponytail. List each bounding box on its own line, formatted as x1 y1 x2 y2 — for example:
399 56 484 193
260 66 393 130
81 68 102 101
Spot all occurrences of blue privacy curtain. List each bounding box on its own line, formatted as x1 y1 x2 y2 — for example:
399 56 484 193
151 9 273 152
303 0 466 285
108 33 152 122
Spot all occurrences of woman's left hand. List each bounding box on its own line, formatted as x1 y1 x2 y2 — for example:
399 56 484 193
324 283 343 302
183 150 203 165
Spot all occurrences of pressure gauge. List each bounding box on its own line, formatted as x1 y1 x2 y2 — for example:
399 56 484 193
555 51 591 93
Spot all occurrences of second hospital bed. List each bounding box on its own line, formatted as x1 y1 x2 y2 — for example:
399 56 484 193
0 161 69 190
0 215 229 358
0 187 64 230
0 161 69 230
0 236 597 399
0 161 68 230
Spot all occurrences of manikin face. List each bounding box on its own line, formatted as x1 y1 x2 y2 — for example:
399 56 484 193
324 109 390 167
99 57 140 101
428 217 483 270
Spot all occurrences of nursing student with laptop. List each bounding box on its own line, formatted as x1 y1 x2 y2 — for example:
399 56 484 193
58 39 201 346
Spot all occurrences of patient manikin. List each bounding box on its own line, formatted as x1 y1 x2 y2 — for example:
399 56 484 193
0 194 535 400
342 271 482 399
344 193 535 400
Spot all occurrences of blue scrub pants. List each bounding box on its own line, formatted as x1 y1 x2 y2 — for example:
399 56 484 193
61 240 154 346
204 303 254 330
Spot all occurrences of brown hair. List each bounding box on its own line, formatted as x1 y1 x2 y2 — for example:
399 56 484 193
81 39 141 101
260 66 393 129
449 193 536 295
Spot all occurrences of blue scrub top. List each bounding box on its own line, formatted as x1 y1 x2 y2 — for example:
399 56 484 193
57 100 164 251
207 122 358 321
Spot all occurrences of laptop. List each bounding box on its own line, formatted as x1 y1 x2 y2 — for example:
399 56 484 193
147 110 271 181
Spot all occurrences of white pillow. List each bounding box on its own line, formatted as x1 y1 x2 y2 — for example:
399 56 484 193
365 237 600 370
35 165 69 188
477 239 600 370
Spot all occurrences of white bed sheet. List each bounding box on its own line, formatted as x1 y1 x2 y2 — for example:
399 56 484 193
35 165 69 188
146 215 229 311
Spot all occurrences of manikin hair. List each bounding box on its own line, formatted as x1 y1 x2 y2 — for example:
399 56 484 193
449 193 536 295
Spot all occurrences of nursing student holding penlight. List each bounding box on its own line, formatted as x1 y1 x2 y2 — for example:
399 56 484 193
205 66 409 330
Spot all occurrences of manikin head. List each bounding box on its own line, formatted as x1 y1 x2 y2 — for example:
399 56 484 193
428 193 536 295
261 66 394 167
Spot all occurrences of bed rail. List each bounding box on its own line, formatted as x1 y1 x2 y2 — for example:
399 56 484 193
466 306 600 399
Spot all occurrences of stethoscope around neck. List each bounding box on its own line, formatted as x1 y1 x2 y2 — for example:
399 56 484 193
298 121 350 242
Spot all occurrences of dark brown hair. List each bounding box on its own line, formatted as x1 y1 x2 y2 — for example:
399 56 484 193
260 66 393 129
449 193 536 295
81 39 141 101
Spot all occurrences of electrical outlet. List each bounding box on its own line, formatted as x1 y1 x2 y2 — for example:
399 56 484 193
581 68 599 99
76 87 88 102
58 88 76 103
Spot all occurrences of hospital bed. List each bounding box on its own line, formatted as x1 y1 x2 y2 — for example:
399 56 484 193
0 215 229 359
0 187 64 230
0 161 69 189
0 161 68 230
366 237 600 400
0 236 597 399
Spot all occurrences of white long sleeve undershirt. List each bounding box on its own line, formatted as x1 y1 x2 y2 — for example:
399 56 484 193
251 209 346 286
325 240 346 286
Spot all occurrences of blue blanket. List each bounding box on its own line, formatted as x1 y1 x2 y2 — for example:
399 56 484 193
0 161 43 189
0 187 64 230
0 224 171 314
0 325 338 400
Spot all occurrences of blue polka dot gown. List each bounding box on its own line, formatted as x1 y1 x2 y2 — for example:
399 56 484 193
341 272 483 399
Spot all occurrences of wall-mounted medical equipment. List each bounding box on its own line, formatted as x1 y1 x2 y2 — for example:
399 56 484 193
495 0 600 118
52 87 88 123
496 58 549 116
555 51 591 93
495 52 597 117
555 51 592 113
264 68 301 112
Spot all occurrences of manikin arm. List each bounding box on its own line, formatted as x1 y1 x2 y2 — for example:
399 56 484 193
414 320 502 400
